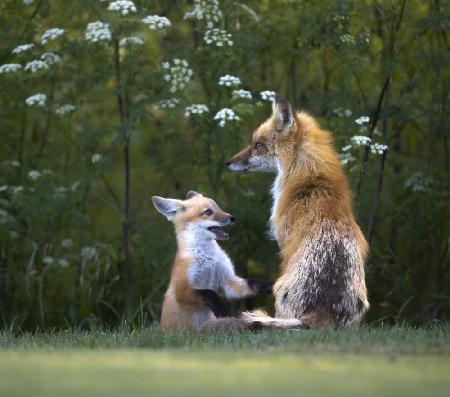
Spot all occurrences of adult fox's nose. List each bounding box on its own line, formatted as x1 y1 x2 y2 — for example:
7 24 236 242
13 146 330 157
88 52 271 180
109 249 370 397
229 215 236 224
225 159 232 167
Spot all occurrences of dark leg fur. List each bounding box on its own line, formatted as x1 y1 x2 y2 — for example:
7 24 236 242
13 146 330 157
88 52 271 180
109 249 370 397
195 289 230 318
246 279 273 294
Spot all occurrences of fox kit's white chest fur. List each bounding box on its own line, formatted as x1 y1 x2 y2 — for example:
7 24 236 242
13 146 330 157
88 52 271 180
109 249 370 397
269 160 284 242
180 226 235 291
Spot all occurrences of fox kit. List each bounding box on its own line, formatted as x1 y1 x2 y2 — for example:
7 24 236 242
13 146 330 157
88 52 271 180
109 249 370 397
152 191 271 331
221 94 369 329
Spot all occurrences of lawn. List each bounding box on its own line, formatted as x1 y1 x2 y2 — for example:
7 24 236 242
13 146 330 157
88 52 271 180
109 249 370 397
0 325 449 397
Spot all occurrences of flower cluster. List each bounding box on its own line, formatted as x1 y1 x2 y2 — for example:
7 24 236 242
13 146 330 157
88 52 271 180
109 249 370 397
232 89 252 100
142 15 171 30
405 172 432 193
162 59 193 93
24 60 49 73
85 21 111 43
214 108 241 127
260 90 276 102
218 75 241 87
91 154 102 164
41 52 61 65
119 36 144 46
370 143 388 155
25 93 46 107
355 116 370 125
340 34 355 45
108 1 137 16
339 153 356 166
185 104 209 117
0 64 22 74
204 28 233 47
351 135 371 146
43 256 69 267
61 239 73 249
28 170 41 181
184 0 223 28
153 98 181 109
333 107 352 117
12 43 34 54
55 104 75 115
81 246 97 261
41 28 65 45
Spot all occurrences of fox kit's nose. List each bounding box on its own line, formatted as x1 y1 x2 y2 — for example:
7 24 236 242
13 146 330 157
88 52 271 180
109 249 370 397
225 159 232 167
229 215 236 224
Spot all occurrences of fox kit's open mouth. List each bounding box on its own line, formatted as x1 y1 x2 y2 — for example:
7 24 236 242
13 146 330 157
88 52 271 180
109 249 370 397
208 226 230 240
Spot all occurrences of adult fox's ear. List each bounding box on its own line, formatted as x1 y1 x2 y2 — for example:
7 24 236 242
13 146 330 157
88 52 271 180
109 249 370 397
151 196 184 221
272 94 294 132
186 190 200 200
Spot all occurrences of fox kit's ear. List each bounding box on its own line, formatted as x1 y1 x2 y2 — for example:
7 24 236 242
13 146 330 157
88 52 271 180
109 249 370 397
151 196 184 221
272 94 294 132
186 190 200 200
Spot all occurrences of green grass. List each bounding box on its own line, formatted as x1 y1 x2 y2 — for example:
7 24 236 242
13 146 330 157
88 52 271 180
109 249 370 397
0 325 449 397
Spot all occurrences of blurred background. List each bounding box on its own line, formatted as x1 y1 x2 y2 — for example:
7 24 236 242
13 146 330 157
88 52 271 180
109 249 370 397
0 0 448 329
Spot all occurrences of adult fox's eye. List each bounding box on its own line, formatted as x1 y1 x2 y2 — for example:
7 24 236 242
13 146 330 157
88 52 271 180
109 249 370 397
202 209 213 216
255 142 265 150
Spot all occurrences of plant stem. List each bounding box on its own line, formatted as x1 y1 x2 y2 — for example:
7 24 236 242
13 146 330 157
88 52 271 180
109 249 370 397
114 37 133 318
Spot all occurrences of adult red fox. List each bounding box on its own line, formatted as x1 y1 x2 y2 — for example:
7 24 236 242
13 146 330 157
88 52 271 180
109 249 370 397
152 191 271 331
218 94 369 329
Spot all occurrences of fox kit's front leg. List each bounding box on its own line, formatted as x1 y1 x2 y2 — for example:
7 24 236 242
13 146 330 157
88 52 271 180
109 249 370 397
223 276 273 299
195 289 230 318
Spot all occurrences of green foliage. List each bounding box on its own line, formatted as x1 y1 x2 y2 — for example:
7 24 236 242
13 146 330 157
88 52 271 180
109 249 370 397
0 0 448 329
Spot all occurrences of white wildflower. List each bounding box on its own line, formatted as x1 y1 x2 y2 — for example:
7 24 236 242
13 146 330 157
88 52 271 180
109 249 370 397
119 36 144 46
28 170 41 181
43 256 54 265
405 172 432 193
62 239 74 249
351 135 371 146
55 104 75 115
11 161 21 167
41 28 64 45
0 186 8 192
85 21 111 43
232 89 252 100
355 116 370 125
218 75 241 87
91 154 102 164
58 259 69 267
153 98 181 110
108 1 137 16
23 0 34 5
260 90 276 102
0 64 22 74
25 93 46 107
142 15 171 30
370 143 388 155
11 186 23 194
184 0 223 28
214 108 241 127
185 104 209 117
204 28 233 47
24 60 49 73
333 107 352 117
12 43 34 54
81 246 97 261
340 34 355 45
162 59 193 93
40 52 61 65
339 153 356 165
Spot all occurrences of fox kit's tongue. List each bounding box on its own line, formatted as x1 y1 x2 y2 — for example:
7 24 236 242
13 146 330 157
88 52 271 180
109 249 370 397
208 226 230 240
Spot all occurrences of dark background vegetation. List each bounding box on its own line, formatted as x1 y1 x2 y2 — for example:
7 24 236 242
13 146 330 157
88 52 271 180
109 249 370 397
0 0 448 329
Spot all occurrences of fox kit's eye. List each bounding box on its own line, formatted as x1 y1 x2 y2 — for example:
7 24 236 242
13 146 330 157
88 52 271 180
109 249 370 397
202 209 213 216
255 142 265 150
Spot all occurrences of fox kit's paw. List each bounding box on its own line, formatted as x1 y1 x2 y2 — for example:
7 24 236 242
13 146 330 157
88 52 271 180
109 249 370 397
247 279 273 294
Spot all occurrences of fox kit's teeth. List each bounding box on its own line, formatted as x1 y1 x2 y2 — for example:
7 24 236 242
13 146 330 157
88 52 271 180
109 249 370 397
207 226 230 240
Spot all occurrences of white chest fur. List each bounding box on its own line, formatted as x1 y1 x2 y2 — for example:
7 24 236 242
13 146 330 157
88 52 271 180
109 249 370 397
181 230 235 291
269 161 283 243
